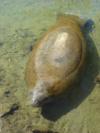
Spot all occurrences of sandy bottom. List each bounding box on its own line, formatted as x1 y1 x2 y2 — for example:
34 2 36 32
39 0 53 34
0 0 100 133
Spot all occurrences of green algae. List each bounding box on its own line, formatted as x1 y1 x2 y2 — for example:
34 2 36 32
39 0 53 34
0 0 100 133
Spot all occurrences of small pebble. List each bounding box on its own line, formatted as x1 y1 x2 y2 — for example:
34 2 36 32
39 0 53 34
4 90 11 97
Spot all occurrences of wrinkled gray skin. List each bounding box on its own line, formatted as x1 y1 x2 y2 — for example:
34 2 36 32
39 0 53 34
30 80 50 106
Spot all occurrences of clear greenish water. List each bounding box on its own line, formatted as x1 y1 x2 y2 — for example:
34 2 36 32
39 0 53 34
0 0 100 133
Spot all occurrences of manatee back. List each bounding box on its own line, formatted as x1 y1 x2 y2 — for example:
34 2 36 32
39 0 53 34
35 27 82 82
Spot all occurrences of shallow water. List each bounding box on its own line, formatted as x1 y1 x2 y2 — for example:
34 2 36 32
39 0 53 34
0 0 100 133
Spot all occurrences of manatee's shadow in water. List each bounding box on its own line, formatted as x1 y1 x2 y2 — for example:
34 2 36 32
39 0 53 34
41 20 100 121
